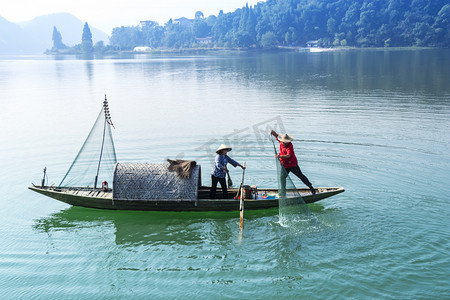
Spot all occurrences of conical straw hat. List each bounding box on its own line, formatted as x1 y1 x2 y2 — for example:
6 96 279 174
216 144 232 153
278 134 294 143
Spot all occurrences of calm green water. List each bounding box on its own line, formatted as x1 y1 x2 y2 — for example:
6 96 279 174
0 49 449 299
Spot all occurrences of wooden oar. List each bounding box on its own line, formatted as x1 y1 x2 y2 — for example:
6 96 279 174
239 162 246 241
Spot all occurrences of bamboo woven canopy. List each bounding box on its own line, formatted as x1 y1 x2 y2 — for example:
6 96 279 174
112 163 200 201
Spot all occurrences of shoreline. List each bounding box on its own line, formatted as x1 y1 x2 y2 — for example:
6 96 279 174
42 45 439 56
0 46 440 58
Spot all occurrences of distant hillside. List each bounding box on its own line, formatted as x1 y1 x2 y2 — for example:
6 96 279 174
0 13 109 54
0 16 35 54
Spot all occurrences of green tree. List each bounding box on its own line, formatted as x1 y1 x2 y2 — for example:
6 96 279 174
52 26 67 50
206 15 217 27
285 31 291 45
110 26 143 50
94 41 105 53
260 31 277 48
339 2 360 45
432 4 450 46
164 19 193 48
195 11 204 19
255 6 273 44
327 17 337 36
212 10 233 45
141 21 165 48
193 19 210 37
232 30 253 47
81 22 94 53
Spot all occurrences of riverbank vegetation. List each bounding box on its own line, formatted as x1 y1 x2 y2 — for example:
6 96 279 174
49 0 450 54
111 0 449 50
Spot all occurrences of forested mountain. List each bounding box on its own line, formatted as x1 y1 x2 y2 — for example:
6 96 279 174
110 0 450 50
0 13 108 54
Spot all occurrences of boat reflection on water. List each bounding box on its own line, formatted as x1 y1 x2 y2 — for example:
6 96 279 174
32 206 284 247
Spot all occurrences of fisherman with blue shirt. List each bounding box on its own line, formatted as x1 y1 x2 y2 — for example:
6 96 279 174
210 144 246 199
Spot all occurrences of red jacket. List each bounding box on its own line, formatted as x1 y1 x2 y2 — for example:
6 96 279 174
277 138 298 168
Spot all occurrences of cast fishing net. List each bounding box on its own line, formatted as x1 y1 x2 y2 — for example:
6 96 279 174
59 98 117 188
271 137 314 227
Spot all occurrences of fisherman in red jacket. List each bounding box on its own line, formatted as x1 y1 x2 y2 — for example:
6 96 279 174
271 130 316 195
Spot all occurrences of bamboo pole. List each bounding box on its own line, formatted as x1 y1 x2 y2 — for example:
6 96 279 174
239 186 244 229
239 162 246 240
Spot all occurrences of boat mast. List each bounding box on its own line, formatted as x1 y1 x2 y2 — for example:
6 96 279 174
94 95 113 189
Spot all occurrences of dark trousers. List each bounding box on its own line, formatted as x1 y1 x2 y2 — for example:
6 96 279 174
285 165 313 187
280 165 313 195
210 175 228 199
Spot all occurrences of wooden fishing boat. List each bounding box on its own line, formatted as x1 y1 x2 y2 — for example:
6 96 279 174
28 185 344 211
29 96 344 211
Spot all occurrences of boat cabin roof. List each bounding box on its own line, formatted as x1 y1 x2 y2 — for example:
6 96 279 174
113 162 200 201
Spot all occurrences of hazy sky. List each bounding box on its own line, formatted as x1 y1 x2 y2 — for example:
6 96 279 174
4 0 263 34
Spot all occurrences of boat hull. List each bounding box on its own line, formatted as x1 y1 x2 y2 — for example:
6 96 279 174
28 186 344 211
